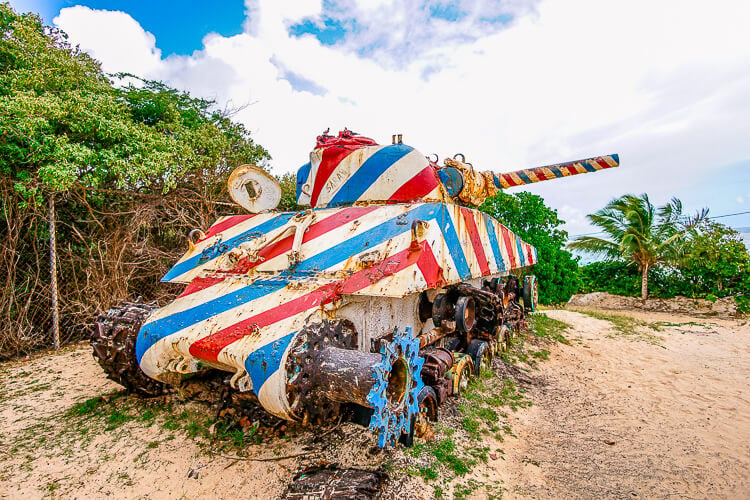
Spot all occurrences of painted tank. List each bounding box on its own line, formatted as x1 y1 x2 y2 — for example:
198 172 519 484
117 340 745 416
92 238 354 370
92 129 619 447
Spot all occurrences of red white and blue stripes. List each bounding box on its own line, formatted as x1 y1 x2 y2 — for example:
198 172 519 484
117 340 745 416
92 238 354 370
138 203 536 419
296 143 443 208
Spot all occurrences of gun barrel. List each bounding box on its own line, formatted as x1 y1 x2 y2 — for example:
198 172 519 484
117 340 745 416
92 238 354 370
493 154 620 189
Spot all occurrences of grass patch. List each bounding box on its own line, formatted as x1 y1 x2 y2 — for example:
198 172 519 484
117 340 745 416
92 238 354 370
399 320 551 494
5 390 263 461
431 437 472 476
570 308 662 344
528 313 571 344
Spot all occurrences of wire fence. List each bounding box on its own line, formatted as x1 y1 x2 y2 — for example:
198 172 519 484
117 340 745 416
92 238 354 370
0 183 233 359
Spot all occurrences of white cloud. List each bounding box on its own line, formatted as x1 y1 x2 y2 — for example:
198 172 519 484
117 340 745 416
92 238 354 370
53 6 162 76
53 0 750 235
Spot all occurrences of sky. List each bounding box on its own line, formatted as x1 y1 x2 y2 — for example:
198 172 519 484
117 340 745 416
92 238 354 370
8 0 750 241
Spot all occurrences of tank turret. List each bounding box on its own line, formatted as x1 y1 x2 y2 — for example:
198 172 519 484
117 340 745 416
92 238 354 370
296 129 619 208
91 128 620 449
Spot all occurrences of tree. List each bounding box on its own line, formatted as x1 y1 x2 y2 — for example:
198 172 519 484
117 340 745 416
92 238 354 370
680 222 750 298
568 194 706 300
0 5 268 199
0 4 271 356
276 171 303 212
479 191 580 304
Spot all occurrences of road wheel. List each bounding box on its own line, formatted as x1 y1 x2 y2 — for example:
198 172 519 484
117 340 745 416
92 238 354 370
90 301 164 396
454 358 473 396
401 386 439 447
467 339 492 376
496 324 511 352
523 275 538 313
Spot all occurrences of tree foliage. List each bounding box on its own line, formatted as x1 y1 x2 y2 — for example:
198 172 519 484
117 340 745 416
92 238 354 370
577 218 749 312
680 223 750 300
0 4 270 357
0 5 268 200
479 191 580 304
569 193 706 300
276 171 303 212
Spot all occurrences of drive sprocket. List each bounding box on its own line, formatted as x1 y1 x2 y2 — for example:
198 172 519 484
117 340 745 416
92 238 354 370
90 300 164 396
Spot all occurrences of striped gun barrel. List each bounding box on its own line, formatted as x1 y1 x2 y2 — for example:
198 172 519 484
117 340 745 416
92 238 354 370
493 154 619 189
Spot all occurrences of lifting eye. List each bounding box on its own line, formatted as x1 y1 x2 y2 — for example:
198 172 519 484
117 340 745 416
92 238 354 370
188 229 206 245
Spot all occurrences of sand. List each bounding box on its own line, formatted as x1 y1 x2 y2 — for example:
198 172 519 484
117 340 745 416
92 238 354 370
1 309 748 499
496 309 750 499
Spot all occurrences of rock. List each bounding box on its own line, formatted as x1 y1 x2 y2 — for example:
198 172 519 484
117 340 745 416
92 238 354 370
567 292 738 317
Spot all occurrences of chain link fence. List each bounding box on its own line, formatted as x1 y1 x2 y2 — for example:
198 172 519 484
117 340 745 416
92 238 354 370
0 184 232 359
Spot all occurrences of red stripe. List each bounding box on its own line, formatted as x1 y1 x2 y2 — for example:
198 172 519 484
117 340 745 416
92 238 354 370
500 226 518 268
596 158 611 170
416 242 446 288
525 243 535 265
388 166 440 202
460 208 491 276
203 215 257 240
499 173 520 187
565 165 579 175
178 276 227 298
189 241 433 362
310 146 362 207
180 206 380 298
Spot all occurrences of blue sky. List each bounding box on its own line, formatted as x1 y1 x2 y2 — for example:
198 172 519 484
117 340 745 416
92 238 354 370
7 0 750 240
10 0 246 55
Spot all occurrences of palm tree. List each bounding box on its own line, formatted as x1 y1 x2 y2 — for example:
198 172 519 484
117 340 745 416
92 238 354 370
569 194 706 300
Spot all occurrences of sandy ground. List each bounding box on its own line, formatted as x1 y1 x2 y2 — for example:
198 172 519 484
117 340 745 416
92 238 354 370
496 309 750 499
1 309 748 499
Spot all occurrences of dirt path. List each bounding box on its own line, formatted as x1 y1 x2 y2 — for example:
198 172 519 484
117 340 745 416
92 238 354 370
497 309 750 499
1 309 748 499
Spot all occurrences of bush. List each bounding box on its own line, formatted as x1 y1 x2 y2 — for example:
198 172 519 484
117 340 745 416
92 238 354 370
578 261 696 299
578 223 750 308
480 191 580 305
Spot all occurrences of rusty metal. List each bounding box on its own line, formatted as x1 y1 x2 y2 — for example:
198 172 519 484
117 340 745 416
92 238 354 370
91 129 618 449
431 377 453 404
420 347 453 386
90 300 163 396
284 465 387 499
454 296 476 332
286 321 424 447
287 320 358 424
417 327 449 348
449 354 473 396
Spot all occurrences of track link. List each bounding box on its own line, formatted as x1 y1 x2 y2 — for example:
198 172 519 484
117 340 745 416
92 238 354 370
90 301 164 396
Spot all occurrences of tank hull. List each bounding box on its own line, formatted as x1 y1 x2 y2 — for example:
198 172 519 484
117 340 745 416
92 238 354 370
136 202 537 420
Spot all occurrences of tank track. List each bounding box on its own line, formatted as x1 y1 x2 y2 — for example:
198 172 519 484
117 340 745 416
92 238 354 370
90 301 164 397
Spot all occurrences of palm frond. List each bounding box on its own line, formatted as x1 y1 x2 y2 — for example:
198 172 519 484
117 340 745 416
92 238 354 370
568 236 621 259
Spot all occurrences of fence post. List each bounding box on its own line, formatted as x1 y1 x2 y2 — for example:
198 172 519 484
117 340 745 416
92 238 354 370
49 192 60 350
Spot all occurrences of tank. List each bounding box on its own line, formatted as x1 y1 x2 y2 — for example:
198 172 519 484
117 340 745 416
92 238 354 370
91 129 619 447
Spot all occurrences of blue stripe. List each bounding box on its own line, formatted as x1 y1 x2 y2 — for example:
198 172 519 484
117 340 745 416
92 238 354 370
288 203 471 280
327 145 413 206
580 160 598 173
296 162 311 202
547 166 565 178
135 279 287 363
515 235 526 267
483 213 505 272
516 170 533 184
161 212 297 282
439 206 473 280
244 331 296 396
138 203 473 363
